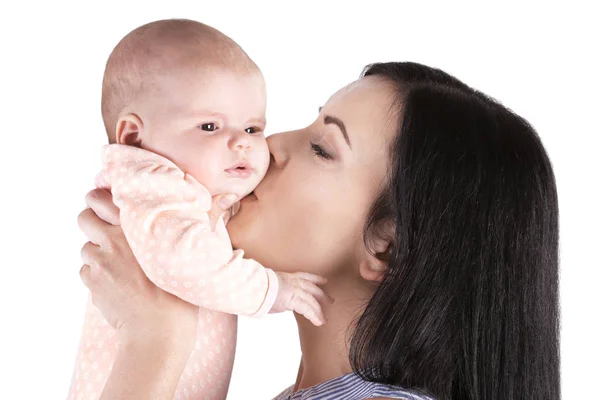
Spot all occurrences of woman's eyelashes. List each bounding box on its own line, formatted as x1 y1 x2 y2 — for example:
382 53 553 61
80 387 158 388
310 141 333 161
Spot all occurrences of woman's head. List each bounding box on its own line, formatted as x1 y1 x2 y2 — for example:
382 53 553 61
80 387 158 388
352 63 559 400
227 74 398 281
230 61 560 400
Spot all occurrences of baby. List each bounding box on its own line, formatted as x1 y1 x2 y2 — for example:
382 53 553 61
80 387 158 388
68 19 329 400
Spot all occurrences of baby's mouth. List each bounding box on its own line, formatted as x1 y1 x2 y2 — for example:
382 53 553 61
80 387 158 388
225 162 253 178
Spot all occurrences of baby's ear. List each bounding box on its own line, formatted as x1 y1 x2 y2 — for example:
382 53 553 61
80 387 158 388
359 222 394 282
115 114 144 147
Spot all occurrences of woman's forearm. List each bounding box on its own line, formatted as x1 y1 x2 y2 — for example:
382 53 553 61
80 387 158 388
100 334 190 400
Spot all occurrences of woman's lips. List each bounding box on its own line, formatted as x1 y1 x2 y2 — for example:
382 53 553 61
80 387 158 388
225 162 253 179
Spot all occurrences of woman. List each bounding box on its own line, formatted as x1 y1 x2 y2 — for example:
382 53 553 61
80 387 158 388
79 62 560 399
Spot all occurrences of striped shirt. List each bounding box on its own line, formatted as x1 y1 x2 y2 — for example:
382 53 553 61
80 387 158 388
272 372 435 400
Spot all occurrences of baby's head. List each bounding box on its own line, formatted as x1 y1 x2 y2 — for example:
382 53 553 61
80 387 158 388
101 19 269 199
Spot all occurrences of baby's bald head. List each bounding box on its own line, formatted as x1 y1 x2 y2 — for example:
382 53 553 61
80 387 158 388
101 19 259 142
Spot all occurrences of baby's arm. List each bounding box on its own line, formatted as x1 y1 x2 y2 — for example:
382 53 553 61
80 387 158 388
95 144 278 316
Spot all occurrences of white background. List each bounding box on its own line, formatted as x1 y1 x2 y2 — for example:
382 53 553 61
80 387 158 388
0 1 598 399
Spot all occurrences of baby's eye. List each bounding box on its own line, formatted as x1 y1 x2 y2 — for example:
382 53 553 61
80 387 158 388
200 123 218 132
245 127 261 134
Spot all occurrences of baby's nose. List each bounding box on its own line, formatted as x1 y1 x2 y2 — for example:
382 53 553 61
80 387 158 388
235 140 250 149
232 131 251 150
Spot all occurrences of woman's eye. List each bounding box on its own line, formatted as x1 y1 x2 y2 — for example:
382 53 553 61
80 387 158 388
200 123 218 132
310 142 333 160
245 127 260 134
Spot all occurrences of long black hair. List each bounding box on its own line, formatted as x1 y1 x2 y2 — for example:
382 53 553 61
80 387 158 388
350 62 560 400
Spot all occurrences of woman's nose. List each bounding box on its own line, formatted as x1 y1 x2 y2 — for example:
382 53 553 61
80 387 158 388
266 131 290 168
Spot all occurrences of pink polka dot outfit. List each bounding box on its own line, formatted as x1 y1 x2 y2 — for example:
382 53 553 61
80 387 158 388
68 144 279 399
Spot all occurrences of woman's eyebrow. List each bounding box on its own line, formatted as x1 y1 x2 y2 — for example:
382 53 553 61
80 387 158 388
318 107 351 148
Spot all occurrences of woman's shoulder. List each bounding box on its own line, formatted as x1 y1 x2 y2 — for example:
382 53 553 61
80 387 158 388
272 372 434 400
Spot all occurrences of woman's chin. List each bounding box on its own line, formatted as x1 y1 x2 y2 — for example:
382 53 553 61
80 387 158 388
227 201 255 250
240 191 258 203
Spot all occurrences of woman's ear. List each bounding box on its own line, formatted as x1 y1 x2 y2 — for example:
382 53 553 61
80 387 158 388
359 242 391 282
359 224 394 282
115 113 144 147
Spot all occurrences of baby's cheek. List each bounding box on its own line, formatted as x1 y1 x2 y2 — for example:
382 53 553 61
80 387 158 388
190 163 222 194
251 156 269 192
257 144 271 176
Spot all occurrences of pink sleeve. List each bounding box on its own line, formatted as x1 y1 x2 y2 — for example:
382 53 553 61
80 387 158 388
95 144 278 317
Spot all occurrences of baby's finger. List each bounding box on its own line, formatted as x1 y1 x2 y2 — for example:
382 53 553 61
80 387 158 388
294 299 322 326
293 272 328 285
301 291 326 323
297 292 326 326
299 281 334 305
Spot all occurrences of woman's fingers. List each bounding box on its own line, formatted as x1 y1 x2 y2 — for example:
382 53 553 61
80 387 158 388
209 194 238 226
231 200 241 217
77 208 115 246
80 264 92 289
216 193 239 210
86 189 120 226
80 241 99 267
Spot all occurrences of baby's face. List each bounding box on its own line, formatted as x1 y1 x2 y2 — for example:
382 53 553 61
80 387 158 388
140 67 269 199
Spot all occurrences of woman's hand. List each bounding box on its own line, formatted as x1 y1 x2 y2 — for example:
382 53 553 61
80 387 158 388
78 188 238 341
213 193 240 225
77 189 239 399
78 188 210 399
78 189 198 345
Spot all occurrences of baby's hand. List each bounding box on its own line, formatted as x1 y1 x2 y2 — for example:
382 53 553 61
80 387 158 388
270 272 333 326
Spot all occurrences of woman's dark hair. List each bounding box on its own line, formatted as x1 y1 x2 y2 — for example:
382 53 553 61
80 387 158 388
350 62 560 400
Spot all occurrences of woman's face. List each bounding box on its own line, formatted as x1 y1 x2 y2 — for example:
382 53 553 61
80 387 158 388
227 76 396 277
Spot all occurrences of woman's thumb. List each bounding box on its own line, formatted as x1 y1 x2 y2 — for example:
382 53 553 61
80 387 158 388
216 194 239 210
